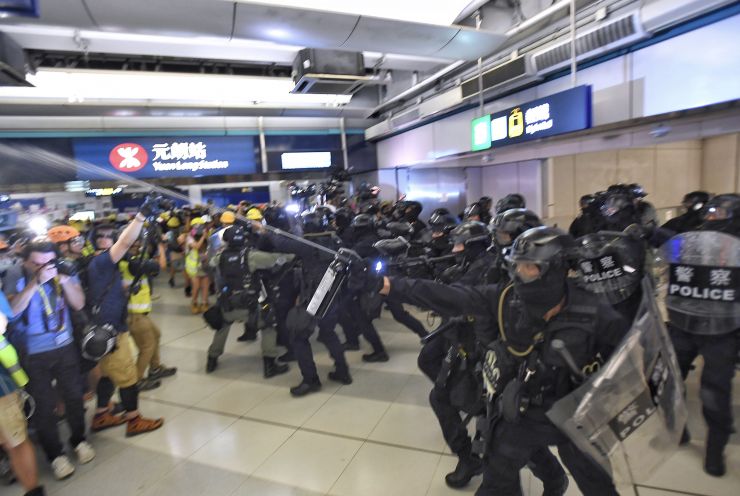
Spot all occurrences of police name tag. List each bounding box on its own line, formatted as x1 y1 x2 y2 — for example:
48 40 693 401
668 264 737 303
307 265 338 316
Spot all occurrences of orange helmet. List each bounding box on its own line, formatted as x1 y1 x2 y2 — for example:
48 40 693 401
47 225 82 244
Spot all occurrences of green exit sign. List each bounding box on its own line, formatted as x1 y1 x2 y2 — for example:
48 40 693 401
471 115 492 151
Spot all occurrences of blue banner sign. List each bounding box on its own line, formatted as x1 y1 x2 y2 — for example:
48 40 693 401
471 85 592 151
73 136 258 180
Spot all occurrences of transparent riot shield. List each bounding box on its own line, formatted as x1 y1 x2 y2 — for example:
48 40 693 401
661 231 739 335
547 278 688 484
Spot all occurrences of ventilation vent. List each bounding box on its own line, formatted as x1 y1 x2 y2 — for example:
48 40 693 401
532 12 645 74
461 56 534 99
390 108 421 129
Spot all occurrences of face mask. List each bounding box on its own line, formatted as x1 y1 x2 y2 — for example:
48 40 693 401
513 265 567 319
430 236 450 252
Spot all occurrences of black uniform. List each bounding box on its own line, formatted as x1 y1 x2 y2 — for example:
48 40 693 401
389 277 628 495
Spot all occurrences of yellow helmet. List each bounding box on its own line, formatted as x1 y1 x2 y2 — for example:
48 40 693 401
246 207 263 221
167 217 181 228
220 211 236 225
190 217 205 226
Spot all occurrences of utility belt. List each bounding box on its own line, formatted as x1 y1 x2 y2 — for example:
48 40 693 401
218 288 258 313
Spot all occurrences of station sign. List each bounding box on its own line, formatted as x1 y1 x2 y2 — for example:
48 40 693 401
73 136 258 180
471 85 592 151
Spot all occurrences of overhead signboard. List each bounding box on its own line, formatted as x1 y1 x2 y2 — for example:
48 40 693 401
471 85 592 151
73 136 258 180
281 151 332 170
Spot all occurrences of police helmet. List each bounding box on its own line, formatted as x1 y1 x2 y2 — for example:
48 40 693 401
81 324 118 361
505 227 574 282
222 225 247 248
701 193 740 230
428 208 459 234
574 231 644 304
450 221 490 249
579 194 597 210
334 207 354 230
489 209 542 247
600 193 637 228
404 201 423 220
479 196 493 210
263 206 291 231
495 194 526 214
386 221 412 238
301 211 329 234
351 213 376 232
682 191 711 212
463 203 482 221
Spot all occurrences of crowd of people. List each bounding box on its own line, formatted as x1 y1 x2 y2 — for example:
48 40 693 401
0 182 737 496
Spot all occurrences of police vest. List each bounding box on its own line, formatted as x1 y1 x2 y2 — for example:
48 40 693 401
218 248 249 293
119 260 151 314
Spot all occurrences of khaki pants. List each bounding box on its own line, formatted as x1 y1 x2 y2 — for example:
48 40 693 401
0 391 28 448
128 313 162 380
99 331 138 388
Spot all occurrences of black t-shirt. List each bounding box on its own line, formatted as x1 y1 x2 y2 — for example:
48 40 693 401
86 251 127 331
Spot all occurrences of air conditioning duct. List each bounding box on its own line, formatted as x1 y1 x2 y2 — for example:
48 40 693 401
291 48 372 95
460 56 536 99
532 12 647 74
0 33 32 86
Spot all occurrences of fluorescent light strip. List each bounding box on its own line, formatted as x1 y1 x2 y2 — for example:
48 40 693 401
0 69 352 107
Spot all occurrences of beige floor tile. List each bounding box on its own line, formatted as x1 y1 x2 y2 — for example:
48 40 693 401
369 403 446 452
195 380 279 416
189 418 295 475
303 395 391 438
140 370 232 406
232 476 326 496
333 368 411 403
252 430 363 494
329 442 441 496
130 408 236 458
245 387 334 427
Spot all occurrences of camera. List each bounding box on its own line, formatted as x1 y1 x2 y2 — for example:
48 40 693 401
52 259 78 277
128 257 160 278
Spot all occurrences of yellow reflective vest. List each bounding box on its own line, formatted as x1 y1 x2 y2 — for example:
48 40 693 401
119 260 152 314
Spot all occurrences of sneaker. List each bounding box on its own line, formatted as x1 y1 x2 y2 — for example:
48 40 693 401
91 411 127 432
362 351 389 363
290 380 322 397
136 378 161 392
148 365 177 380
51 456 75 480
74 441 95 464
126 415 164 437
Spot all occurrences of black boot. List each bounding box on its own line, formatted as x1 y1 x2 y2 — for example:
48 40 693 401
290 379 322 397
362 350 389 363
543 474 569 496
342 341 360 351
25 487 47 496
444 453 483 488
237 325 258 342
328 369 353 385
206 356 218 373
279 350 296 362
679 428 691 446
263 357 289 378
704 432 727 477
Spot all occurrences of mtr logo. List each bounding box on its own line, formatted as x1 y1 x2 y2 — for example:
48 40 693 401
109 143 148 172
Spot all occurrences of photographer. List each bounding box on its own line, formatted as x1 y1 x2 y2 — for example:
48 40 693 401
2 239 93 480
120 240 176 390
87 196 165 438
0 291 47 496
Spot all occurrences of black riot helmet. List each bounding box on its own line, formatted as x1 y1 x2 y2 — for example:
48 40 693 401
463 203 482 221
391 201 409 221
334 207 354 231
495 193 526 214
479 196 493 211
263 206 291 231
489 209 542 247
428 208 459 234
682 191 711 212
505 227 575 316
579 194 597 211
222 225 247 248
450 221 490 254
404 201 423 221
386 221 412 238
301 211 329 234
351 213 376 235
574 231 644 304
701 193 740 233
600 192 638 230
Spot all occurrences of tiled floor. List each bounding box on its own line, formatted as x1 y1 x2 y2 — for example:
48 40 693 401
11 283 739 495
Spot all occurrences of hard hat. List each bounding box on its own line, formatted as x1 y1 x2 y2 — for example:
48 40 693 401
246 207 263 221
167 217 181 228
190 217 205 226
47 225 82 244
220 211 236 225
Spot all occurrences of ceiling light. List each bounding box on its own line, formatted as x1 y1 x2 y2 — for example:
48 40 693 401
0 69 352 107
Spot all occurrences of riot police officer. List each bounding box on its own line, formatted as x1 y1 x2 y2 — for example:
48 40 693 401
661 191 711 235
205 225 292 378
488 208 542 284
367 227 628 495
426 208 458 257
494 193 526 214
568 194 603 237
665 193 739 477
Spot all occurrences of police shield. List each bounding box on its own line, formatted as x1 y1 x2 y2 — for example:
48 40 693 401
574 232 644 304
661 231 739 335
546 278 687 484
